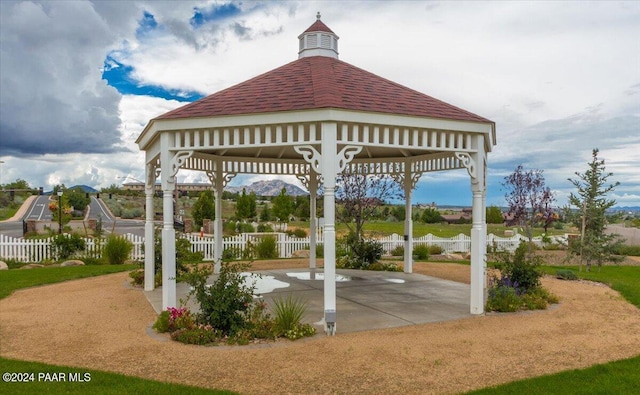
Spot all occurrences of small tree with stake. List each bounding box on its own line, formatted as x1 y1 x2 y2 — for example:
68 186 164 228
336 166 403 240
336 165 402 267
566 149 623 272
503 165 555 251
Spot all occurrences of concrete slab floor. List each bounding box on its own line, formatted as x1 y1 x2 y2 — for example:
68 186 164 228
144 268 472 334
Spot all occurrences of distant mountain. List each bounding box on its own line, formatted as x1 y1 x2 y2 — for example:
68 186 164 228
44 185 99 195
69 185 99 193
226 180 308 197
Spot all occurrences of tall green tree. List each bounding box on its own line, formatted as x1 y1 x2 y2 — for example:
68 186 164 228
566 149 622 272
486 205 504 224
192 190 215 228
294 195 310 220
66 187 90 212
235 188 257 220
421 207 443 223
272 188 294 223
260 204 271 221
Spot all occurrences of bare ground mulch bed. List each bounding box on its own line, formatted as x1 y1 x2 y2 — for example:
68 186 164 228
1 260 640 394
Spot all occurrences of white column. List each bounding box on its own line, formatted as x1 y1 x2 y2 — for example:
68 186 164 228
144 163 155 291
160 133 177 310
321 122 337 335
482 187 488 288
403 165 414 273
213 165 224 274
309 174 318 269
470 136 486 315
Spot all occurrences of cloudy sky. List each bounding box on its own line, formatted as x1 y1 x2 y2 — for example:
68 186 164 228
1 1 638 208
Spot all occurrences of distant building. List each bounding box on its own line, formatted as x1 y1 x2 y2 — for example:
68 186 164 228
122 182 211 193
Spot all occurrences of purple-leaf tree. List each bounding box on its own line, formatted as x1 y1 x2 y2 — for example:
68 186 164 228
503 165 556 248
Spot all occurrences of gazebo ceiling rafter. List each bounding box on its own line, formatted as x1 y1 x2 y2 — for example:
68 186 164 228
137 14 496 335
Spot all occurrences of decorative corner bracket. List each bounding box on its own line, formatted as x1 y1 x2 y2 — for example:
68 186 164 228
206 170 236 189
294 145 321 173
392 172 422 190
337 145 363 172
168 150 194 184
455 152 476 179
296 174 309 189
145 163 160 192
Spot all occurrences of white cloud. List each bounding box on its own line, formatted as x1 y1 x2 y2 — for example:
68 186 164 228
1 0 638 206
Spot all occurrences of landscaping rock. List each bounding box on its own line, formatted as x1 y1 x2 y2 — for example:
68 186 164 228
445 253 465 261
20 264 45 269
291 250 310 258
61 260 85 267
0 261 8 270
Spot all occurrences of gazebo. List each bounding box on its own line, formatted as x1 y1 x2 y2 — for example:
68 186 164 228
136 14 496 335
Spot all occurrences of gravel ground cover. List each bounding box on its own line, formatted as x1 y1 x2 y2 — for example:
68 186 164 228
1 259 639 394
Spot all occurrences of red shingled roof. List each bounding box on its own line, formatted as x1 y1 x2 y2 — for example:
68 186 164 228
156 56 490 123
303 19 334 34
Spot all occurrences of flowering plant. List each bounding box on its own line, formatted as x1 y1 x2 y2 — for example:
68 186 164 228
167 307 194 331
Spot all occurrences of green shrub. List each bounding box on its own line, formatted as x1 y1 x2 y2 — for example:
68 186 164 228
284 323 316 340
347 238 383 269
413 245 430 260
52 233 86 260
129 269 144 286
390 246 404 256
238 223 255 233
486 285 520 312
236 300 276 341
81 257 105 265
556 269 578 280
428 245 444 255
153 310 171 333
521 287 558 309
153 231 203 275
176 238 203 268
257 223 274 232
368 262 403 272
495 242 542 292
272 294 307 335
103 234 133 265
256 236 278 259
185 262 255 336
222 248 236 262
293 228 307 237
170 327 219 345
315 243 324 258
521 291 549 310
613 244 640 256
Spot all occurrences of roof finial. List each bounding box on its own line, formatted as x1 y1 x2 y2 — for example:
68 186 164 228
316 11 321 20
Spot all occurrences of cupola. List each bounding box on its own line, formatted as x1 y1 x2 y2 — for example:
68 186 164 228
298 12 339 59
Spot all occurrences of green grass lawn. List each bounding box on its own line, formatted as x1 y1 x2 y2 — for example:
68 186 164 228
0 206 19 221
332 221 568 238
465 354 640 395
0 357 235 394
0 264 138 299
540 265 640 308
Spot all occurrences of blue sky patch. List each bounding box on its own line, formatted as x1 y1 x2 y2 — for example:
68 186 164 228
102 55 204 102
191 3 242 27
136 11 159 38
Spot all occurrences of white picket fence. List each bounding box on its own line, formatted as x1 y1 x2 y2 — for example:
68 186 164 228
0 231 565 263
375 232 556 254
